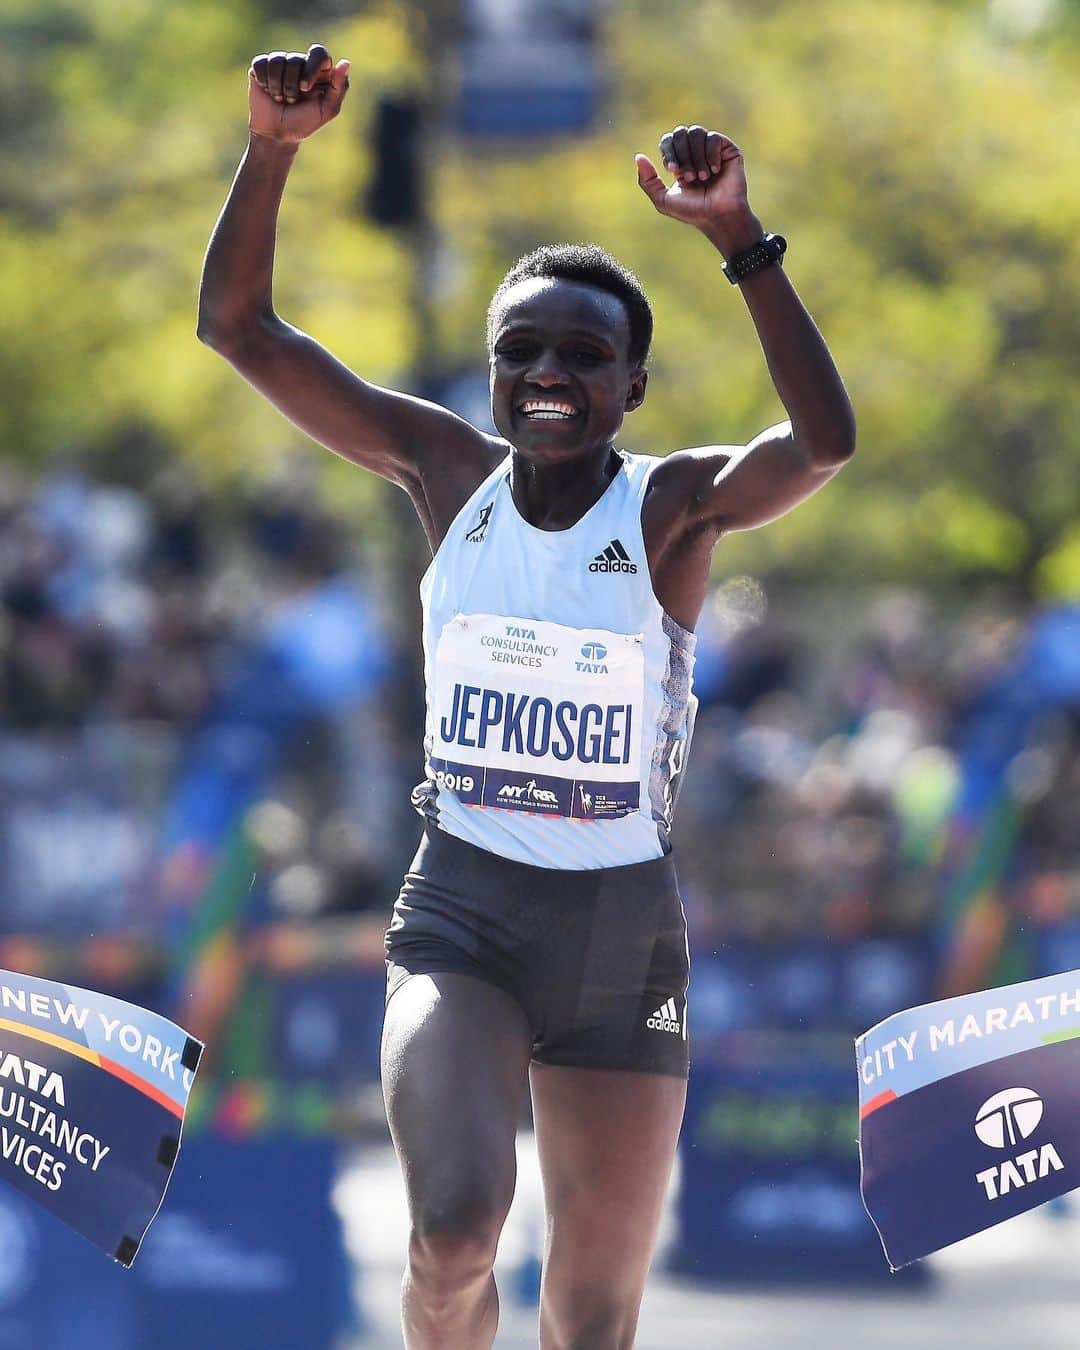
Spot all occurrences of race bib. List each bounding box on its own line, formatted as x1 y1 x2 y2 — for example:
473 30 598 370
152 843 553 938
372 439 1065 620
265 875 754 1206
430 613 644 820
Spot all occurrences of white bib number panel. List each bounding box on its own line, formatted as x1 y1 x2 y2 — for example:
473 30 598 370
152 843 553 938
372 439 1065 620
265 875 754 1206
430 613 644 820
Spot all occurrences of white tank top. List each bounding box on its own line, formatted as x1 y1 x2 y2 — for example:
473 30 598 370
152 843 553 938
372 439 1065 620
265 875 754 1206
412 449 697 869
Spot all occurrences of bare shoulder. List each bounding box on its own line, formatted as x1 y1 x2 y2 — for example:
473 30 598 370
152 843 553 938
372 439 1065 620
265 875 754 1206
648 447 737 502
410 419 508 552
638 449 735 632
642 446 738 544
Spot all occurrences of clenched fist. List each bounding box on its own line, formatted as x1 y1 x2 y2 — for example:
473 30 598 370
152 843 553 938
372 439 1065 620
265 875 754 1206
248 43 350 145
635 125 749 229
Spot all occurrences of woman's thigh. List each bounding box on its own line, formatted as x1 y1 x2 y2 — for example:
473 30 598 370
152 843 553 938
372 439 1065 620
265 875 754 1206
381 970 535 1234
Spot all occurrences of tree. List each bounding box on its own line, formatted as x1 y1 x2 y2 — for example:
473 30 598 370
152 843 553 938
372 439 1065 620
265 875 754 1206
1 0 1077 594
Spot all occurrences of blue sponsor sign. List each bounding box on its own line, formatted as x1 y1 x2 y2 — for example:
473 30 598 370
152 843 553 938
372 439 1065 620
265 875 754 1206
273 970 387 1085
0 969 201 1264
675 1045 905 1281
688 940 930 1047
0 1185 138 1349
132 1137 349 1349
0 1137 352 1349
857 967 1080 1268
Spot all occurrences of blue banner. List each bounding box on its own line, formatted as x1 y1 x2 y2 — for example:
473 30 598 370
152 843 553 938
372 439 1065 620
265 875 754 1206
0 1137 352 1349
0 970 201 1265
857 967 1080 1268
674 1041 912 1281
132 1137 350 1349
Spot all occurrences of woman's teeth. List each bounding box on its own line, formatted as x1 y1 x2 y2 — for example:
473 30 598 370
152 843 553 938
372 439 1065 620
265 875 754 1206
520 401 579 419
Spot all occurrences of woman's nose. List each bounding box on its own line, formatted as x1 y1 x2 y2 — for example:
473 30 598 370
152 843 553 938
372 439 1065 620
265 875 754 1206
525 352 568 385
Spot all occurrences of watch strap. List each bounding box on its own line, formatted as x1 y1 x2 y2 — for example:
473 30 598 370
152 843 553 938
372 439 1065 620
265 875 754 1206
721 232 787 285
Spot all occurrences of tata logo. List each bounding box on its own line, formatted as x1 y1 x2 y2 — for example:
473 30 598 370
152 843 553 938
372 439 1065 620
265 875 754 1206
506 625 536 640
0 1053 65 1105
973 1088 1064 1201
576 641 609 674
974 1087 1043 1149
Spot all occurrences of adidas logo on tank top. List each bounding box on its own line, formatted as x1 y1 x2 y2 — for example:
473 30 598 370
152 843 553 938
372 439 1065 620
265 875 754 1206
589 538 638 574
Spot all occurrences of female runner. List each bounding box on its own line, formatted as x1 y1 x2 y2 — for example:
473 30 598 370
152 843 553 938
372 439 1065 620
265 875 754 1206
198 43 855 1350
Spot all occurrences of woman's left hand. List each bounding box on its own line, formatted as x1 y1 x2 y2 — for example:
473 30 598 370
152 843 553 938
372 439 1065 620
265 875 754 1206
636 125 750 229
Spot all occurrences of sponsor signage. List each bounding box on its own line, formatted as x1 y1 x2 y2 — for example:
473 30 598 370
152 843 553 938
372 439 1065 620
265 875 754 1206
0 733 164 935
0 969 201 1265
857 967 1080 1268
0 1137 350 1348
676 1045 903 1281
132 1137 347 1349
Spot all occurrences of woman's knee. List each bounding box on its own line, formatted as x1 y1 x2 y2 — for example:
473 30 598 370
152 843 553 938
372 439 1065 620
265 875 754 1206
408 1175 510 1287
542 1292 639 1350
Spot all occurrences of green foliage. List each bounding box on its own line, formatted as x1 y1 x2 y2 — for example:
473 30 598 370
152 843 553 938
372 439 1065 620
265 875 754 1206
1 0 1077 591
431 0 1079 592
1 0 421 496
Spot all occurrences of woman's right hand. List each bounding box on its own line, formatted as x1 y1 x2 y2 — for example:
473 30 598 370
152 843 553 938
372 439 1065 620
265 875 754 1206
248 44 350 145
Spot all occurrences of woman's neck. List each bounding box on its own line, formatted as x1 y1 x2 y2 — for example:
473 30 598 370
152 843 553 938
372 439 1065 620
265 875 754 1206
509 446 621 530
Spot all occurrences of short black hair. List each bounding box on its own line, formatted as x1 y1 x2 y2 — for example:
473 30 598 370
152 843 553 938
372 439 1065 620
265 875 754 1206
487 244 653 367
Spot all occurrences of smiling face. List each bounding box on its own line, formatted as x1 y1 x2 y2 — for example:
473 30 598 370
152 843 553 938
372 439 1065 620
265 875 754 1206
488 277 647 465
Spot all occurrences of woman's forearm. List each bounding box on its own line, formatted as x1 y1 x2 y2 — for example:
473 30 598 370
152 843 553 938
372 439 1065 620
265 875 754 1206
197 134 299 345
701 212 856 464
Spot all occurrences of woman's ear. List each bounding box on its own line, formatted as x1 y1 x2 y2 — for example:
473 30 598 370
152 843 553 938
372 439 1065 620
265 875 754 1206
625 367 648 413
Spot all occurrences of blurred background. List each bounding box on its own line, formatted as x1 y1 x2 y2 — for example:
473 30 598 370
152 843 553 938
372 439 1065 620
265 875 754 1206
1 0 1078 1345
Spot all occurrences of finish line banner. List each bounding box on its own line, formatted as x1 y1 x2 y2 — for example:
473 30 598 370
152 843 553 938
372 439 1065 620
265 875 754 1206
0 969 202 1266
857 967 1080 1269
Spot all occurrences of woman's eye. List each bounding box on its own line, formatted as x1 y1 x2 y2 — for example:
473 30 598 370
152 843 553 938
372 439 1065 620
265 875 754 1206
497 346 531 361
572 350 603 364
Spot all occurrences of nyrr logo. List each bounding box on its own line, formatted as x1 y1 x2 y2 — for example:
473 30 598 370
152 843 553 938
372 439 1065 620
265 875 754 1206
973 1088 1064 1201
496 779 558 806
576 641 609 674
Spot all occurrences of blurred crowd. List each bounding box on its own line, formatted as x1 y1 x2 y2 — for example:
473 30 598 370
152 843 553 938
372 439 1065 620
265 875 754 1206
1 462 1077 965
679 584 1080 956
0 458 402 942
0 459 352 729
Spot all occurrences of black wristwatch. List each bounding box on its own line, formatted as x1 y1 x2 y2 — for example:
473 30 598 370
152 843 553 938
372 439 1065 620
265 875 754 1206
721 232 787 285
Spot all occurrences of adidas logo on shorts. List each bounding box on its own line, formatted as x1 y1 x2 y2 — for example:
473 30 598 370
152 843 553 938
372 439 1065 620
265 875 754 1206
646 997 681 1034
589 539 638 574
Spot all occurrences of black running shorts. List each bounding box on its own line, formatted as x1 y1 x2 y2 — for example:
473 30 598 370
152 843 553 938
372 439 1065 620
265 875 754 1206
384 823 690 1078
